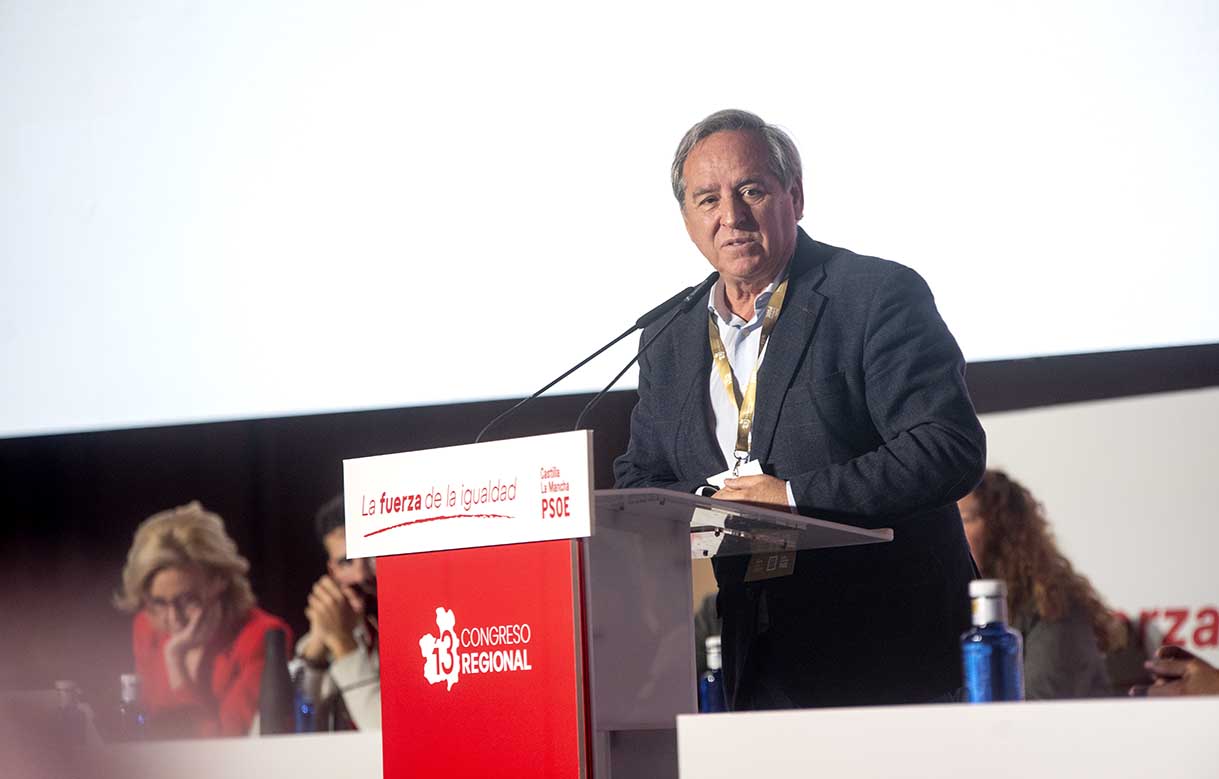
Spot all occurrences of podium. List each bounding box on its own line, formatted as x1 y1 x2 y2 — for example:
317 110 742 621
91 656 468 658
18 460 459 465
344 435 891 778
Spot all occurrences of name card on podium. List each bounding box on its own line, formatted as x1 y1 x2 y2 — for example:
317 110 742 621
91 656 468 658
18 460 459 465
342 430 593 559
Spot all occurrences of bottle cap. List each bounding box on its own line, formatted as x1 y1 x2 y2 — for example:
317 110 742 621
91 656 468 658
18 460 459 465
120 673 140 702
969 579 1006 598
287 657 306 681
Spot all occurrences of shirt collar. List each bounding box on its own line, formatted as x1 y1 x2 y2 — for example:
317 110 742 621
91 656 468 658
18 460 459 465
707 262 791 326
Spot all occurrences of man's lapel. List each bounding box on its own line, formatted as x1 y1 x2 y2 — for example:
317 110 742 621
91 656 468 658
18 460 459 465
750 229 828 468
669 294 728 476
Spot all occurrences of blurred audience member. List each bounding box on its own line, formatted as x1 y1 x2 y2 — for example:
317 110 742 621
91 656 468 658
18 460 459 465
114 502 293 738
1133 645 1219 697
959 470 1124 699
296 495 380 729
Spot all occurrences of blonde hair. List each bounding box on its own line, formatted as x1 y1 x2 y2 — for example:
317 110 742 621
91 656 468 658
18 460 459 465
113 501 255 618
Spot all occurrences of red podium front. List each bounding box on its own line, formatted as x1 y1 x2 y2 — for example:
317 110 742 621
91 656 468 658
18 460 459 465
377 540 588 777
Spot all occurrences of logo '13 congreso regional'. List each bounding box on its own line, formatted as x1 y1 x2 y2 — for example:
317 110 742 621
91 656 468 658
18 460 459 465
419 606 534 691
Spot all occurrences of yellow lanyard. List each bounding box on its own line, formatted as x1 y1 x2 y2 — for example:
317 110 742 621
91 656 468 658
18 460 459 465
707 277 789 475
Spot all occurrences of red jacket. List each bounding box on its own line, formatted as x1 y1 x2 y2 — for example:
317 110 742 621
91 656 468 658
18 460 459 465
133 606 293 738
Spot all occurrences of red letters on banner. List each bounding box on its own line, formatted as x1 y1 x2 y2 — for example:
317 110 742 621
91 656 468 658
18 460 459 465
1118 605 1219 649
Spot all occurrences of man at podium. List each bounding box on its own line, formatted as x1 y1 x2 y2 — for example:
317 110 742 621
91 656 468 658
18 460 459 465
614 109 986 709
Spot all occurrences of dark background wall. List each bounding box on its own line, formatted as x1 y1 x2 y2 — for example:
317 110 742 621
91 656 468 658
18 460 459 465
1 343 1215 717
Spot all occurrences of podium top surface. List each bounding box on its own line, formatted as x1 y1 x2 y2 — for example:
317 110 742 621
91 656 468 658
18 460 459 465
594 488 891 555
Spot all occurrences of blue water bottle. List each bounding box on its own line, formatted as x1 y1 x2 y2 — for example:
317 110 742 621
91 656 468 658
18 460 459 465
699 636 726 712
961 579 1024 702
117 673 147 740
288 658 315 733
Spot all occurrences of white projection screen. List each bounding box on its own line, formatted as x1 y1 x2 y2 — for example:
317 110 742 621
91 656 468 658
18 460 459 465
3 1 1217 438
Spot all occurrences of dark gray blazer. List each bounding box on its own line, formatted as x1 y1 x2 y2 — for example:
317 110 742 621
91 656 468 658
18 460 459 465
614 227 986 708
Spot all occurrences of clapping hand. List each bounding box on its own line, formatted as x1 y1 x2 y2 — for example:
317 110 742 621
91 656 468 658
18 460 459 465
305 575 361 660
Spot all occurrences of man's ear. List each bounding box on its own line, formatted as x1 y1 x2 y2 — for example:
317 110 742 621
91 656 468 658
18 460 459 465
791 180 805 221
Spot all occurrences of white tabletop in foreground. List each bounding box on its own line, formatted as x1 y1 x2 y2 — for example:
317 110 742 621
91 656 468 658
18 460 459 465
677 697 1219 779
91 730 382 779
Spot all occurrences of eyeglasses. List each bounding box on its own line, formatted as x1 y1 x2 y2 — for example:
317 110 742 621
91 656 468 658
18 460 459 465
144 591 203 615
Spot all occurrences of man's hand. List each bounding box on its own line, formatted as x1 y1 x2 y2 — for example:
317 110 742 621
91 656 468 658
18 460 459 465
714 474 793 511
305 575 360 660
1133 645 1219 697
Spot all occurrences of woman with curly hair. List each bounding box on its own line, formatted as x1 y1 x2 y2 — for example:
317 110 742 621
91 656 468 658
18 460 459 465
114 501 292 737
958 469 1124 699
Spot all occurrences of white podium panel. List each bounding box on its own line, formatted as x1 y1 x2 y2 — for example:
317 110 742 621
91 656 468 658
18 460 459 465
343 430 594 558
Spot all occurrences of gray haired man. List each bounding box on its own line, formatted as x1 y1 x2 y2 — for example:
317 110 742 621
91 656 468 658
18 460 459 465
615 109 985 709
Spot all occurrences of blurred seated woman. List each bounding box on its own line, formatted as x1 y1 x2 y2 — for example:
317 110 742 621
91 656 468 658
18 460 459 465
114 501 292 738
959 470 1124 699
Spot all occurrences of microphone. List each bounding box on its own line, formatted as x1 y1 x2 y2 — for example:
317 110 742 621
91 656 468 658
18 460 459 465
572 271 718 431
679 271 720 313
473 271 720 444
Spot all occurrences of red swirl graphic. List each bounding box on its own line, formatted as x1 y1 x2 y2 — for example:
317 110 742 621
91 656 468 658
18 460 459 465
364 513 516 538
